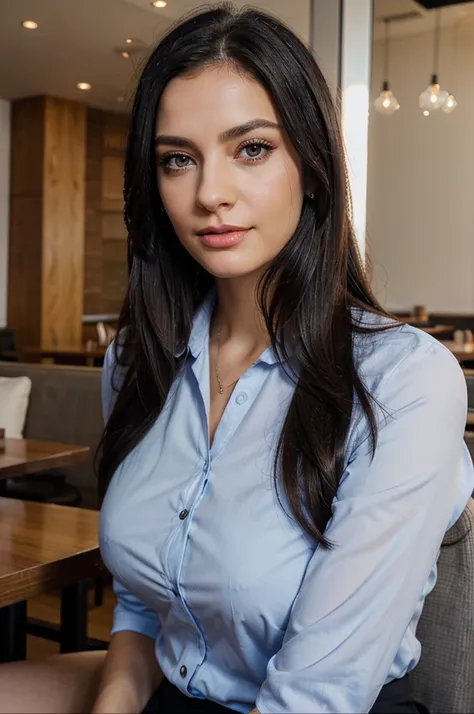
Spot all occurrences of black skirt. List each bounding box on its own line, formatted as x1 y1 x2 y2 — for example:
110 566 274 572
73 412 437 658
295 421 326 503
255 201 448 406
142 674 429 714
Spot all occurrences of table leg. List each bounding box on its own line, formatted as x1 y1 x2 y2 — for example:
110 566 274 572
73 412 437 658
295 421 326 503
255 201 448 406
0 601 27 662
59 580 88 653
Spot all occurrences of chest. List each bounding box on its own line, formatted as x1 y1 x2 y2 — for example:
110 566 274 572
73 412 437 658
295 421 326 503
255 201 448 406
99 360 313 617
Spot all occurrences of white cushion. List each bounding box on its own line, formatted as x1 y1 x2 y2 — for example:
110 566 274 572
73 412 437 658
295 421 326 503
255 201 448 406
0 376 32 438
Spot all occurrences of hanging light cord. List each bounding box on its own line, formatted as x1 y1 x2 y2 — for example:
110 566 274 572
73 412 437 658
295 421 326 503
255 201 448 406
383 18 390 81
432 9 441 81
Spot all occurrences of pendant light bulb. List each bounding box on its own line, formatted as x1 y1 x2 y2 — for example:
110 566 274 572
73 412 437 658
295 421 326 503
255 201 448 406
442 94 457 114
419 12 453 114
419 75 447 111
375 82 400 115
375 19 400 116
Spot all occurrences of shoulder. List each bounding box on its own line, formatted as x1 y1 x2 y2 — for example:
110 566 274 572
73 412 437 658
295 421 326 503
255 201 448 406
352 310 465 398
347 311 467 452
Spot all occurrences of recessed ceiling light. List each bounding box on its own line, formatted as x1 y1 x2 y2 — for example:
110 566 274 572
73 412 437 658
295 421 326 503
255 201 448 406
21 20 38 30
77 82 91 91
126 38 133 44
121 51 130 59
116 96 125 103
151 1 167 7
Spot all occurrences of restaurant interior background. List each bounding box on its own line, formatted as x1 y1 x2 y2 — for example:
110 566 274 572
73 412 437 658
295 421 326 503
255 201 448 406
1 0 474 682
1 0 474 352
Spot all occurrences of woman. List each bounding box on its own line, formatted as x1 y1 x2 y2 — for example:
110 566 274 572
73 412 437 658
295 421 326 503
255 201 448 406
1 5 472 714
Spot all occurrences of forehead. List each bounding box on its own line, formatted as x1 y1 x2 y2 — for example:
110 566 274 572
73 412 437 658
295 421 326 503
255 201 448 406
156 64 278 135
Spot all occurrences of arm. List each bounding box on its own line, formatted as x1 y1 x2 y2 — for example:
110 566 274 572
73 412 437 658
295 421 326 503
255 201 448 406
256 342 471 713
94 343 163 713
92 631 162 714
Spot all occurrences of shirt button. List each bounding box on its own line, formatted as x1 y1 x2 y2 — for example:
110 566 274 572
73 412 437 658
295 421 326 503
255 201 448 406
179 509 189 520
236 392 248 405
180 665 187 678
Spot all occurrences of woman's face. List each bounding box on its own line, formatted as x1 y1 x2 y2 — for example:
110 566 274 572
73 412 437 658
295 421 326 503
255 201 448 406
155 64 304 280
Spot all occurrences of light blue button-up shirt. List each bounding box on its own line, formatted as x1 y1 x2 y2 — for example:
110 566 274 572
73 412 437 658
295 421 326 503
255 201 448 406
99 294 474 714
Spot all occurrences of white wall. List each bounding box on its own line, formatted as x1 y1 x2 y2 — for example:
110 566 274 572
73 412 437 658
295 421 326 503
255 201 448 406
340 0 372 259
368 20 474 313
310 0 373 258
0 99 10 327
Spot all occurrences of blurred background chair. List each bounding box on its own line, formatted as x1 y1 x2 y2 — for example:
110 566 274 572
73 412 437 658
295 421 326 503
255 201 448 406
410 498 474 714
0 328 17 361
464 370 474 412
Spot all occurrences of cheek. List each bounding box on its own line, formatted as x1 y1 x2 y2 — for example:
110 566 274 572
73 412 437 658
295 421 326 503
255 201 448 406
250 163 303 234
158 175 195 237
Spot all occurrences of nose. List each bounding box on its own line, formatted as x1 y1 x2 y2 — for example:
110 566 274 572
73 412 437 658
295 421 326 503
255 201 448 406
196 155 236 213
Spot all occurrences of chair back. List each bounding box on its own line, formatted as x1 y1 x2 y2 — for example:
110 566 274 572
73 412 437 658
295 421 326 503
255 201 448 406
410 498 474 713
0 328 15 359
464 370 474 410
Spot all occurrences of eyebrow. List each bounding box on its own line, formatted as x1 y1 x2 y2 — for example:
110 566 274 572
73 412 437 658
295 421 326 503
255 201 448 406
155 118 281 150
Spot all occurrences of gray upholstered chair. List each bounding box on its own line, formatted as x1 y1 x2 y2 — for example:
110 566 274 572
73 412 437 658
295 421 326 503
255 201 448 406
464 370 474 411
410 498 474 714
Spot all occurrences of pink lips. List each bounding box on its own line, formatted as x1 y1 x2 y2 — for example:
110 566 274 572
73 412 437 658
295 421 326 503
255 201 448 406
195 225 250 249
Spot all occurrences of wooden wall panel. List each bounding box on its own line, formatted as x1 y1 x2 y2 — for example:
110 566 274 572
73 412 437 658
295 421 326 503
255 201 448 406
10 97 45 197
7 98 45 351
101 156 123 212
83 109 129 320
84 111 103 316
7 197 42 350
8 99 125 350
41 98 86 349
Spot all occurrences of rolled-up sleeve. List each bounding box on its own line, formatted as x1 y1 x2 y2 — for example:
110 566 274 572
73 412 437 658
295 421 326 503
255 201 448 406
101 341 161 642
256 341 470 713
111 578 160 640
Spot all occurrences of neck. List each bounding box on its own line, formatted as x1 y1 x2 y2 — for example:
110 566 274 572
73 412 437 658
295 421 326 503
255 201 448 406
213 273 270 349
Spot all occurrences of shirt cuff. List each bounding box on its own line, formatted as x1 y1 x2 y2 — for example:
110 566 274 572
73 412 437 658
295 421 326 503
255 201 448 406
111 604 160 640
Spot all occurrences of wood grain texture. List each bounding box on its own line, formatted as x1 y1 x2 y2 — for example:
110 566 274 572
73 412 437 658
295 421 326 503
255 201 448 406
84 109 129 318
0 438 90 480
9 97 45 197
7 197 42 350
7 99 45 351
42 98 86 350
8 96 87 351
0 498 100 608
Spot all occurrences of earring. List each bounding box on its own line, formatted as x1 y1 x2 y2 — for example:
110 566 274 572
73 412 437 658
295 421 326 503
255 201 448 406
308 192 314 199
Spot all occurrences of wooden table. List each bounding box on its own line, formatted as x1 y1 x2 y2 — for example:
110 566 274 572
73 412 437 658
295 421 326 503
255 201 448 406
421 324 455 338
0 439 90 480
397 320 455 338
441 341 474 363
0 498 101 662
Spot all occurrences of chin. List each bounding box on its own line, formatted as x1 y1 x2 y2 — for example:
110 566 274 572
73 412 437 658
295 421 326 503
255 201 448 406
200 255 267 280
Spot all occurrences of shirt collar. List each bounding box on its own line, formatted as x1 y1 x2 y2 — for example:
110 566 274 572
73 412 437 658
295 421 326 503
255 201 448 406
180 289 278 366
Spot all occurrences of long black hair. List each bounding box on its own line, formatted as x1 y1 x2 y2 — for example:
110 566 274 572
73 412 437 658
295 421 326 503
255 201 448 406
97 3 393 545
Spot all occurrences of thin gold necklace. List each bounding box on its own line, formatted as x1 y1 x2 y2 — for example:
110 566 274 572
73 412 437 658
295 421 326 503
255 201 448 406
215 325 239 395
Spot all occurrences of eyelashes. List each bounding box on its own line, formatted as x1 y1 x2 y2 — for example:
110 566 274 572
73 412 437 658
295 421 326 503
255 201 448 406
158 138 276 174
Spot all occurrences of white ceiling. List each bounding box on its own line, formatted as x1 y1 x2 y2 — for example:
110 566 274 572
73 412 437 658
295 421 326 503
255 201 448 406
0 0 473 112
